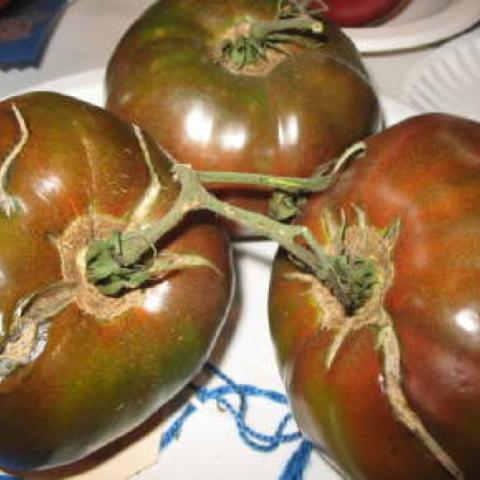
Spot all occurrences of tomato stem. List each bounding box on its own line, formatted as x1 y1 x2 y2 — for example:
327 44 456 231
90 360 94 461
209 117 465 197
196 141 363 192
89 163 331 280
222 15 323 69
197 168 330 192
86 142 376 314
249 17 324 40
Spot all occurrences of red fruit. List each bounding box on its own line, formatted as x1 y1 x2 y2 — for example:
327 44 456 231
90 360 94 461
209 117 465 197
270 114 480 479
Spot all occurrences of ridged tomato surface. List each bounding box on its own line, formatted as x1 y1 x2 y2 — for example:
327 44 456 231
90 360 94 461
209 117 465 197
0 92 232 472
269 114 480 479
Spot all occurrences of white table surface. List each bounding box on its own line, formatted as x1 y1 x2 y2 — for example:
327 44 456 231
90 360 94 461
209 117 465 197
0 0 478 106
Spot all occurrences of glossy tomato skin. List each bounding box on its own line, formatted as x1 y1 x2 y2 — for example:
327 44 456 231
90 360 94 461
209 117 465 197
309 0 407 27
269 114 480 479
0 92 233 471
106 0 380 233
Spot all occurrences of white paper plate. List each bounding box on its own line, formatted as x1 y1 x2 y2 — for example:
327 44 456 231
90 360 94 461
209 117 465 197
345 0 480 53
402 30 480 120
5 70 417 480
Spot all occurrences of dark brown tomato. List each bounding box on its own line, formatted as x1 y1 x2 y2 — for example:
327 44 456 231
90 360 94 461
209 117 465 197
105 0 380 235
0 92 232 472
269 114 480 479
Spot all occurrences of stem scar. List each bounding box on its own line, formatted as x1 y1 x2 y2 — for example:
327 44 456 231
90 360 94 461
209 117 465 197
0 282 77 382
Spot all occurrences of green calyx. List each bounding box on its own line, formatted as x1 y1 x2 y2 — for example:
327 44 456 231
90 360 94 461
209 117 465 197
285 226 378 316
330 254 377 316
328 213 401 315
86 232 221 296
221 15 324 69
86 232 152 295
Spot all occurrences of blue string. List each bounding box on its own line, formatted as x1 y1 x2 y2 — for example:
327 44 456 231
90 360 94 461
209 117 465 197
160 362 314 479
159 402 198 450
280 440 313 480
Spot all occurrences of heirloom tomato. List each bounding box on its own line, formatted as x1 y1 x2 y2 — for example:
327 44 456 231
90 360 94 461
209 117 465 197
307 0 407 27
106 0 380 235
269 114 480 479
0 92 232 472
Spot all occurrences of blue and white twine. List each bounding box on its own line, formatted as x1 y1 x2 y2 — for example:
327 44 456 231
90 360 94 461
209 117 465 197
160 362 314 479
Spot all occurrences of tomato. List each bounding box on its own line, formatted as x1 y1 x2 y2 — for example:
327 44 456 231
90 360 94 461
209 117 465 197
105 0 380 235
0 92 232 471
307 0 407 27
269 114 480 479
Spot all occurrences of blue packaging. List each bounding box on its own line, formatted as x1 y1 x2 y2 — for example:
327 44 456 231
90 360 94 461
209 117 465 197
0 0 69 68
